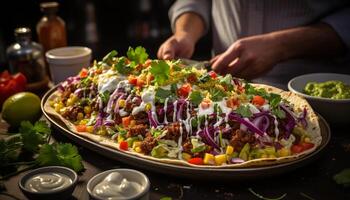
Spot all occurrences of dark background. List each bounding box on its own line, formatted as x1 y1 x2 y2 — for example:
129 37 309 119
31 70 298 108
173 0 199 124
0 0 212 71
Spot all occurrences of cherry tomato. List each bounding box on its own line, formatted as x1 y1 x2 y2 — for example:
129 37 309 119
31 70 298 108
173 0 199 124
291 144 304 154
208 71 217 79
188 157 204 165
252 95 265 106
177 83 192 98
119 141 128 151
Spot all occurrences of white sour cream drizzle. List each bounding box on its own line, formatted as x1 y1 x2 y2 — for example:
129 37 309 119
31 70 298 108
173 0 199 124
25 173 72 193
92 172 142 200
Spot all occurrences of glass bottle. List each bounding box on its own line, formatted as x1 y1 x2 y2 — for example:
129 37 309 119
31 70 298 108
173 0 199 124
36 1 67 53
6 27 47 86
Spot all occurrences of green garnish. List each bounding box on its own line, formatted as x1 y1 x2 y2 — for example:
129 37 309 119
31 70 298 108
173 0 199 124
19 121 51 152
114 57 134 75
191 145 206 153
209 87 226 102
99 91 110 104
37 143 84 172
236 105 253 118
127 46 149 64
102 50 118 65
150 60 170 85
155 88 174 103
189 91 203 106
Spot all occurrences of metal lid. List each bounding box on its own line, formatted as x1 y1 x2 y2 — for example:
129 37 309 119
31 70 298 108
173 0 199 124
40 2 59 14
14 27 31 38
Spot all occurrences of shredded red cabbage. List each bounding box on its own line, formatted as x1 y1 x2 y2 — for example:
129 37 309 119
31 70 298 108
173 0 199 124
198 127 220 149
228 113 265 136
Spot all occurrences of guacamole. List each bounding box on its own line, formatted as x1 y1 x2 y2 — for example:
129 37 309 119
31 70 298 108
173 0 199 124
304 80 350 99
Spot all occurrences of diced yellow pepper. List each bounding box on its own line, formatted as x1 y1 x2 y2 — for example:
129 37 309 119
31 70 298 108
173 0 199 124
215 154 227 165
54 103 63 112
66 98 74 106
118 99 126 108
304 137 311 143
225 145 234 155
145 103 152 111
203 153 215 165
86 126 94 133
117 135 124 143
84 106 92 114
97 129 106 136
277 148 291 157
77 112 84 120
182 153 192 161
135 147 142 153
132 141 142 149
79 119 88 125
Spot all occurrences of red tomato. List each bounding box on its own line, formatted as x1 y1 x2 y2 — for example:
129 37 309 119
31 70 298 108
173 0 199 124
208 71 217 79
122 116 131 127
226 98 239 108
136 78 145 88
252 95 265 106
188 157 204 165
177 83 192 98
13 73 27 87
76 125 87 132
79 68 88 78
291 144 304 154
301 142 314 150
119 141 128 150
0 70 11 82
128 75 138 85
0 71 27 107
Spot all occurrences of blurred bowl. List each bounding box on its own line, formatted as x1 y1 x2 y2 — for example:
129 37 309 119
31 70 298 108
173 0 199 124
288 73 350 124
87 168 150 200
19 166 78 200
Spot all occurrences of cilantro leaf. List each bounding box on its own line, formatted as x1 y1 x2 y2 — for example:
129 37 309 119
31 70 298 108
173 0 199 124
127 46 149 64
102 50 118 65
19 121 51 153
37 143 84 172
155 88 173 103
236 105 252 118
189 91 203 106
114 57 134 75
150 60 170 85
209 87 226 102
272 107 286 119
99 91 110 105
334 168 350 187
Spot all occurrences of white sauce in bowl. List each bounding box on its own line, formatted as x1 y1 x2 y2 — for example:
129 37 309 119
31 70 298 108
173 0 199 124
25 172 72 193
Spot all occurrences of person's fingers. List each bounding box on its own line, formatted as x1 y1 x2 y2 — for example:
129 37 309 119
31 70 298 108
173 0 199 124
227 57 245 75
211 49 240 75
209 55 220 65
157 45 164 59
162 41 176 60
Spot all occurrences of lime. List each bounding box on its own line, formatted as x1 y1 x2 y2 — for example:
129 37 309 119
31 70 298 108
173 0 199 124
1 92 42 127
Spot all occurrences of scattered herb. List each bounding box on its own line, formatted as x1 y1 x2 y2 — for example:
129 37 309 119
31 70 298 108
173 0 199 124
155 88 174 103
236 105 253 118
102 50 118 65
150 60 170 85
116 126 127 136
189 91 203 106
99 91 110 104
19 121 51 152
272 108 286 119
333 168 350 187
248 188 287 200
209 87 226 102
191 145 206 153
115 57 133 75
127 46 148 64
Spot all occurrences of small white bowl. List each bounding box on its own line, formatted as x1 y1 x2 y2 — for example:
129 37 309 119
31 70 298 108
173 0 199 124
87 169 150 200
288 73 350 124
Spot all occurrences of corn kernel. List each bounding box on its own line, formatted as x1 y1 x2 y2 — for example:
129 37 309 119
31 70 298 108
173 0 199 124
66 98 73 106
71 94 78 102
77 112 84 120
203 153 215 165
130 120 136 127
182 153 192 161
79 119 88 125
49 100 55 107
135 147 142 153
70 93 75 98
145 103 152 111
118 99 126 108
54 103 62 112
59 107 67 114
84 106 92 114
225 145 234 155
86 126 94 133
132 141 142 149
118 135 124 143
215 154 227 165
277 148 291 157
304 137 311 143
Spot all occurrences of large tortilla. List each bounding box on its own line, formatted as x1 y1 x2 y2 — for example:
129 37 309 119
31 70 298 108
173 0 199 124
44 83 321 168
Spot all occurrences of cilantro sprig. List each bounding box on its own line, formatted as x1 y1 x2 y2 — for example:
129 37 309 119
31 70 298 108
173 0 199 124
150 60 170 86
127 46 149 65
189 91 204 106
236 105 253 118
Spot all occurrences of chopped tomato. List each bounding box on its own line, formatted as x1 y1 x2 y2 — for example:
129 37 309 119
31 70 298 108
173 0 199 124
226 98 239 108
128 75 138 85
177 83 192 98
208 71 217 79
13 73 27 86
76 124 87 132
0 70 27 107
188 157 204 165
252 95 265 106
300 142 314 150
291 144 304 154
119 141 128 150
79 68 88 78
200 98 212 109
122 116 131 127
136 78 145 88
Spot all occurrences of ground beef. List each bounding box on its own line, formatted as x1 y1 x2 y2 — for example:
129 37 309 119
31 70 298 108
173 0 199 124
163 122 182 141
126 124 148 138
182 139 192 154
133 111 148 125
140 136 157 154
62 106 83 121
229 129 256 152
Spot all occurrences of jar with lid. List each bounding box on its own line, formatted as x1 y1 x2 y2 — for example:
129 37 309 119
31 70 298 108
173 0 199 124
6 27 48 90
36 1 67 52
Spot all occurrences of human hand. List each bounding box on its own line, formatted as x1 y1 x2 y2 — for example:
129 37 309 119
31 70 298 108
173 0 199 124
211 34 285 80
157 33 196 60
